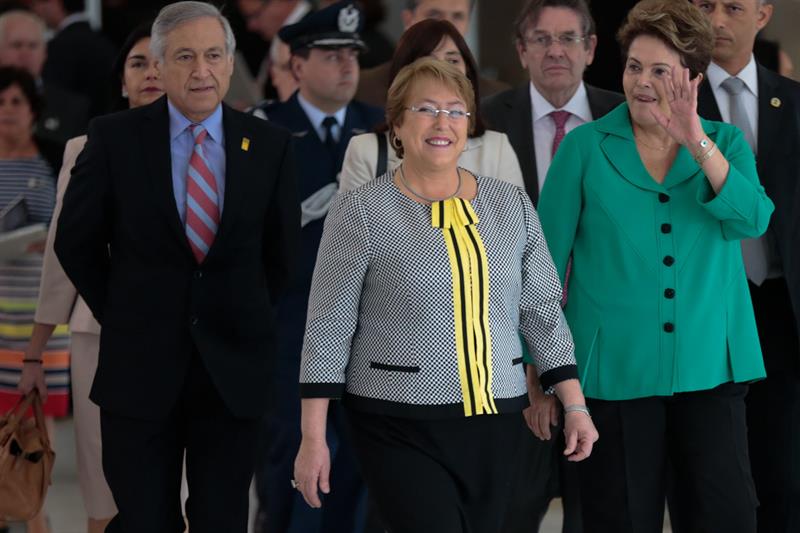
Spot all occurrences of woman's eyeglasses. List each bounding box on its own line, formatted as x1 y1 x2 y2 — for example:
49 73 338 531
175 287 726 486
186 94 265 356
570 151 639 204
406 106 471 120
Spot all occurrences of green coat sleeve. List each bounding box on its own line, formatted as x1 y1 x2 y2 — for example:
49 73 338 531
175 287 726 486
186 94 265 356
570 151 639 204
697 126 774 240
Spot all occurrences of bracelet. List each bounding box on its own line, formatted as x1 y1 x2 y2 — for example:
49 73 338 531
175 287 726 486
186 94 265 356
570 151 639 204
694 142 717 165
564 404 591 417
22 358 43 364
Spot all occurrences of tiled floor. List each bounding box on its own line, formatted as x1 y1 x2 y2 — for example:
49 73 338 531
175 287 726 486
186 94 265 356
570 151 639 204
5 418 671 533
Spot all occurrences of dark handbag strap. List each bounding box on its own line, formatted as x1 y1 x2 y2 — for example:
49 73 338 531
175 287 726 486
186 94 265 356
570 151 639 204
375 132 388 178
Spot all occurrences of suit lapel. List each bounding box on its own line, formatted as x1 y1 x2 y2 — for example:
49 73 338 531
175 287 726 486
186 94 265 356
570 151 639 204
755 65 781 178
586 84 624 119
505 85 539 203
141 97 193 258
338 102 367 166
697 80 723 121
212 105 248 253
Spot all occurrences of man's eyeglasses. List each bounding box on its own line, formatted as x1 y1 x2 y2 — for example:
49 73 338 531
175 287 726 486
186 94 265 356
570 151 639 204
524 33 587 49
406 106 471 120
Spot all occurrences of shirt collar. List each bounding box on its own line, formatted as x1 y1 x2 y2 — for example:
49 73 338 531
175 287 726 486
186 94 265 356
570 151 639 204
529 81 592 123
296 92 347 132
58 13 89 31
167 99 224 145
707 55 758 97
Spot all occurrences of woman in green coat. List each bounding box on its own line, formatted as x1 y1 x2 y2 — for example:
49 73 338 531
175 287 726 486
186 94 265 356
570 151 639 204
537 1 773 531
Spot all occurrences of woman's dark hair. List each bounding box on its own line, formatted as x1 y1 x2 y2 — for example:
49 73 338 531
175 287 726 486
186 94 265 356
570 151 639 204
0 66 43 122
111 22 153 111
380 18 486 137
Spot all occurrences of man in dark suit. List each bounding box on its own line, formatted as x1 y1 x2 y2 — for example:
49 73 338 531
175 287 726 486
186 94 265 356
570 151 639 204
355 0 508 107
54 2 299 532
249 4 382 532
482 2 622 532
0 10 88 151
32 0 116 117
691 1 800 531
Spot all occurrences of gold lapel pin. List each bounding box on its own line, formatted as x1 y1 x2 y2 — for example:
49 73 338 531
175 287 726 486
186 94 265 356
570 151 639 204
241 137 250 151
771 97 781 108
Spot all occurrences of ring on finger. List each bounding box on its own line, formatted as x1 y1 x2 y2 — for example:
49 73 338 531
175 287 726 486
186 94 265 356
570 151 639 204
290 479 301 489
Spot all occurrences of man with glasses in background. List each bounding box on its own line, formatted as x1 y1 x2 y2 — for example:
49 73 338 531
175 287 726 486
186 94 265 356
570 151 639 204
483 1 622 532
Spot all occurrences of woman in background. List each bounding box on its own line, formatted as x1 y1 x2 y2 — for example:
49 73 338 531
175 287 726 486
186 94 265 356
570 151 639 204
17 24 164 533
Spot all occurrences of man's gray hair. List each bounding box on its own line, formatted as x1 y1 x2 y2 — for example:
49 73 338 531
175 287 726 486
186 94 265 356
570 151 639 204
0 10 46 43
150 1 236 61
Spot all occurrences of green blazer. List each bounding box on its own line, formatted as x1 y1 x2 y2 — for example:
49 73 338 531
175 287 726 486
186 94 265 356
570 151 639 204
538 103 774 401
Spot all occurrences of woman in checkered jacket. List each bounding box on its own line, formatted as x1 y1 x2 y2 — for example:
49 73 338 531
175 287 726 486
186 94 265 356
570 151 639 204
292 57 598 533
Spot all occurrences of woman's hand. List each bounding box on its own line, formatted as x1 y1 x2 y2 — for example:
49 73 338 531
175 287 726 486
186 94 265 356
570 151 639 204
650 66 705 148
294 437 331 508
563 411 599 462
523 388 561 440
17 349 47 400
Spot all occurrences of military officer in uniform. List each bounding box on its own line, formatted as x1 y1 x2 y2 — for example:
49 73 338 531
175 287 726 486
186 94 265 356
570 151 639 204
249 3 383 532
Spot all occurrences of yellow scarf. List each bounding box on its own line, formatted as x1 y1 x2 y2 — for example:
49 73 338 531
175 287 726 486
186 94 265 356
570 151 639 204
432 197 497 417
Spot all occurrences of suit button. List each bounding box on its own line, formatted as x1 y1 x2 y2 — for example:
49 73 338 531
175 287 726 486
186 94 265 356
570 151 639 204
663 322 675 333
191 316 199 326
194 270 203 280
661 223 672 234
663 255 675 266
659 193 670 203
664 288 675 299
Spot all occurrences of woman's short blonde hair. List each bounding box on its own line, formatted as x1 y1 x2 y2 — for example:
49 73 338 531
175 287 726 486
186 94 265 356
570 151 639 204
386 57 476 158
617 0 713 79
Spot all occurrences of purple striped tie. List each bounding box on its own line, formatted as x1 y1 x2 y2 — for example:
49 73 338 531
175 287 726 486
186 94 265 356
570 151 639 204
550 110 571 156
185 124 220 263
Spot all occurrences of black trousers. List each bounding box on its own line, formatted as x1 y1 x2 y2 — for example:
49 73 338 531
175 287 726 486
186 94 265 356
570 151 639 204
501 418 583 533
579 383 757 533
746 278 800 533
346 409 524 533
101 353 259 533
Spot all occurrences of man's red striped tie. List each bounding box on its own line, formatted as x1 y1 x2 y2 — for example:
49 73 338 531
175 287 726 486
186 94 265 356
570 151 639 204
185 124 220 262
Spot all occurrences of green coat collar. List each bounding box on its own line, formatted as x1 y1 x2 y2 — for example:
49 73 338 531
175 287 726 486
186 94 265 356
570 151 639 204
594 103 719 193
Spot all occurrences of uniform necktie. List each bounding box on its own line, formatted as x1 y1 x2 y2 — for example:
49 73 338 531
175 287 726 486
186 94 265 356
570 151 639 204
721 77 768 285
185 124 220 263
549 110 571 157
322 116 338 155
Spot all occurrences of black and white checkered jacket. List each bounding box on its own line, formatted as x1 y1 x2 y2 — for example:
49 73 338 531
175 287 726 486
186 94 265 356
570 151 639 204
300 172 577 419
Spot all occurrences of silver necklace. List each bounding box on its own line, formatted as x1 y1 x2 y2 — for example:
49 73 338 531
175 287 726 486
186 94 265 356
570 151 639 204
398 165 462 204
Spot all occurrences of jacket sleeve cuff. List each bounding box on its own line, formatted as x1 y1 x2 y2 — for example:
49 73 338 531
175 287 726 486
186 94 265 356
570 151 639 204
539 364 578 391
697 165 758 221
299 382 345 399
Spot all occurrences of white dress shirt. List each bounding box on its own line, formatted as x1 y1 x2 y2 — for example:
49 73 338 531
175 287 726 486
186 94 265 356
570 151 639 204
706 56 759 149
530 81 593 192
